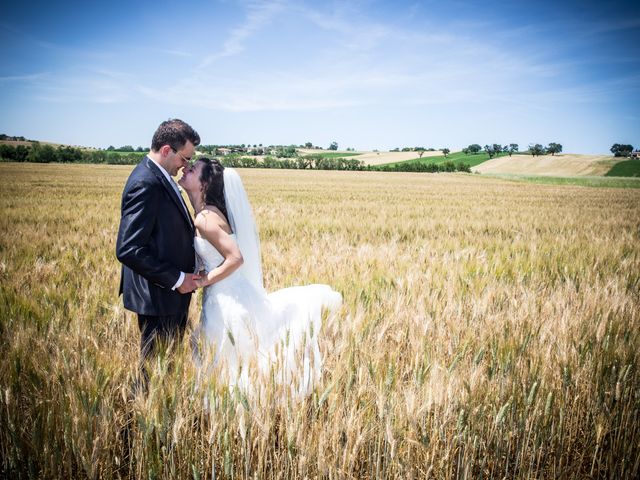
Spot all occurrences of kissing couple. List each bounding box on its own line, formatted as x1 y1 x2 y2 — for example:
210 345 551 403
116 119 341 396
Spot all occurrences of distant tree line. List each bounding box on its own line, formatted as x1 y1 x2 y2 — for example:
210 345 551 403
454 142 563 157
388 142 564 158
198 144 304 157
384 142 568 159
106 145 147 152
198 141 344 155
0 144 366 170
375 161 471 173
1 143 475 174
473 144 519 158
219 154 366 170
8 137 637 166
218 155 471 173
389 146 438 155
527 143 563 156
0 143 143 164
0 134 32 142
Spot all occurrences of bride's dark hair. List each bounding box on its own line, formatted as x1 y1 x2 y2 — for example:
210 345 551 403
198 157 229 223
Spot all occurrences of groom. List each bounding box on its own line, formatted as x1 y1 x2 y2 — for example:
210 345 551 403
116 119 201 377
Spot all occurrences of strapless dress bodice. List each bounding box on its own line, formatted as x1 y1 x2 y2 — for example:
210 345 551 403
194 234 235 272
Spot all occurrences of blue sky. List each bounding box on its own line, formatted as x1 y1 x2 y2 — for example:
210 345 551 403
1 0 638 153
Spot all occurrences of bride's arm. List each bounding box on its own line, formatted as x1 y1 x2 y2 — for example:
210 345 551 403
194 212 243 287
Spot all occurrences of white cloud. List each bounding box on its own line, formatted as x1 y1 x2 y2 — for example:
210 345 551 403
199 0 286 67
133 1 582 113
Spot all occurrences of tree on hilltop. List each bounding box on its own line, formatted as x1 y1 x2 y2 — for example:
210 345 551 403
442 148 450 158
467 144 482 154
610 143 633 157
484 144 496 158
547 142 563 156
529 144 545 156
329 141 338 151
508 144 518 156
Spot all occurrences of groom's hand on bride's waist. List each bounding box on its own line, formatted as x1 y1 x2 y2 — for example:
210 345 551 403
177 273 201 294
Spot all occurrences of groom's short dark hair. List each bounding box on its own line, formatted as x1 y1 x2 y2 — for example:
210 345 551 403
151 119 200 152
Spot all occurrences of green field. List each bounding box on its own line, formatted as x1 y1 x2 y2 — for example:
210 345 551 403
606 159 640 177
485 173 640 189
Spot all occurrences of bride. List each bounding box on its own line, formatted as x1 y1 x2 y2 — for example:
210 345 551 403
178 157 342 397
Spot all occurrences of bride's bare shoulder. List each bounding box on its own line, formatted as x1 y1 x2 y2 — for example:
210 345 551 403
195 208 231 234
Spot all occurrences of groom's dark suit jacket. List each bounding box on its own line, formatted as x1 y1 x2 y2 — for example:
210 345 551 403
116 156 195 316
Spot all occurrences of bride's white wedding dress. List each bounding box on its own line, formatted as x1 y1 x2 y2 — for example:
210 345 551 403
193 233 342 397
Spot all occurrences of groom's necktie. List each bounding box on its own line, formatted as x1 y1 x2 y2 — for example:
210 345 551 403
169 178 191 220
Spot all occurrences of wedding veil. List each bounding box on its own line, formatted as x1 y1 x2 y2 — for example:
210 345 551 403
223 168 264 292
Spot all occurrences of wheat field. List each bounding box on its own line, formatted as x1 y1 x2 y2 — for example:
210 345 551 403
1 163 639 479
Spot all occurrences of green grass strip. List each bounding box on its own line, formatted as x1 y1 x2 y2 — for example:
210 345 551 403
605 160 640 177
483 173 640 188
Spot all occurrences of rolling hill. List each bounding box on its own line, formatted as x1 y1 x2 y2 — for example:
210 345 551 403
472 154 618 176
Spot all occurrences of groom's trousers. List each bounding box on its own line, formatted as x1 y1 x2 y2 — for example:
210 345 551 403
135 313 188 391
138 312 188 359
